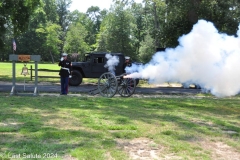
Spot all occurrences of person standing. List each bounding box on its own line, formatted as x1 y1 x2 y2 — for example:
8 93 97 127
123 56 139 86
59 53 72 95
123 56 132 73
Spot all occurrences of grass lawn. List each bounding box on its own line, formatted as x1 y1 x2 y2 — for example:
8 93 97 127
0 62 100 84
0 62 154 86
0 62 60 83
0 94 239 160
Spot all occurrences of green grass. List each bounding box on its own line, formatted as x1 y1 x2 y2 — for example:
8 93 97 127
0 94 239 160
0 62 99 84
0 62 60 83
0 62 179 87
0 62 146 85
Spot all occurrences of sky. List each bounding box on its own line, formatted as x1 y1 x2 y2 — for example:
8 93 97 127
69 0 143 12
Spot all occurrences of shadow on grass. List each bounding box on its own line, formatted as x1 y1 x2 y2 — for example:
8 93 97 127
54 97 240 142
80 97 240 139
0 96 239 159
0 116 104 159
0 98 105 158
0 75 32 82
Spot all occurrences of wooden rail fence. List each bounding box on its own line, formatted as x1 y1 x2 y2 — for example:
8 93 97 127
30 65 60 81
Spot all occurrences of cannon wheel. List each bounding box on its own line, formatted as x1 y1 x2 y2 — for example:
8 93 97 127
98 72 118 98
118 78 136 97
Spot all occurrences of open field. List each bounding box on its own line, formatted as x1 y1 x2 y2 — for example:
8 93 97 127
0 62 98 84
0 94 239 160
0 62 166 87
0 62 60 83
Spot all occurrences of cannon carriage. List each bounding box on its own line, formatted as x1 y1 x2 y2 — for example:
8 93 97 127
69 52 140 97
89 72 137 98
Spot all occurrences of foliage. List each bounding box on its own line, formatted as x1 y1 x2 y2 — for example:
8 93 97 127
96 1 137 59
36 22 62 63
64 22 90 57
1 0 240 63
0 0 41 36
139 32 155 63
56 0 72 55
161 0 240 47
130 2 146 57
198 0 240 35
0 0 41 50
86 6 102 50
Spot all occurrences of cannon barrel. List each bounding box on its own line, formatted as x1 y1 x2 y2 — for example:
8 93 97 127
116 73 127 79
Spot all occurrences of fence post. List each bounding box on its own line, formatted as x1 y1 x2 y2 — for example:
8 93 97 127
30 65 33 81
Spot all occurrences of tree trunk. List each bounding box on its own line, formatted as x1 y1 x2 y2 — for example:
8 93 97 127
50 50 55 63
153 2 160 48
188 0 201 23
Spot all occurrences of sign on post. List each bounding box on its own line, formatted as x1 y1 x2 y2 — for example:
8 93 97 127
9 54 41 96
18 55 31 62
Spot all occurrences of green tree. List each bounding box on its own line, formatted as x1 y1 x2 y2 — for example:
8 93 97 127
162 0 240 47
96 1 137 59
8 1 47 56
56 0 72 55
0 0 41 36
16 0 61 62
95 22 108 52
139 32 155 63
129 1 145 58
43 0 59 23
36 22 62 63
68 7 106 52
198 0 240 35
0 0 41 51
64 22 89 60
86 6 102 50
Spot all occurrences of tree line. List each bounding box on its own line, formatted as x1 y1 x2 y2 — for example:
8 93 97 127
0 0 240 63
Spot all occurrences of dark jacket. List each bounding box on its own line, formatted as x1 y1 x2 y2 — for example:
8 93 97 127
123 61 132 73
58 59 72 77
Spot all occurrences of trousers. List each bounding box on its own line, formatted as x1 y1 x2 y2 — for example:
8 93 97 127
60 77 69 94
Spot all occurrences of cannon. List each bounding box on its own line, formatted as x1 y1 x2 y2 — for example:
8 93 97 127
89 72 137 98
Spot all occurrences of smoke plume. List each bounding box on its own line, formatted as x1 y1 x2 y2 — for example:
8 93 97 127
126 20 240 97
104 54 119 74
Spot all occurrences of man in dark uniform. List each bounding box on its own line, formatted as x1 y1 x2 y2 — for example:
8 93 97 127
123 56 132 73
123 56 139 86
59 53 72 95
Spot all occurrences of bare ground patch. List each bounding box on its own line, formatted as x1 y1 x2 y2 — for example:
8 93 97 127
116 137 182 160
116 137 240 160
199 140 240 160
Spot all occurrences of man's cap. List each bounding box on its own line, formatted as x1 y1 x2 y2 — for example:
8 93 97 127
125 56 130 60
62 53 68 56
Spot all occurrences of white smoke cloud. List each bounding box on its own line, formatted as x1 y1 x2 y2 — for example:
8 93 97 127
125 63 142 74
126 20 240 97
104 54 119 74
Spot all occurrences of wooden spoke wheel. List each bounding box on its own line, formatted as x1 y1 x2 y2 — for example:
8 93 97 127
118 77 136 97
98 72 118 98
